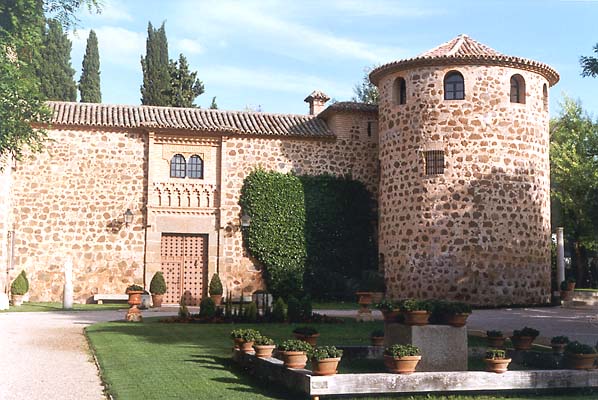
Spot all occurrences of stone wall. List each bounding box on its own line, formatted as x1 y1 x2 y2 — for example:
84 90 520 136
10 128 147 302
0 157 13 293
377 65 551 306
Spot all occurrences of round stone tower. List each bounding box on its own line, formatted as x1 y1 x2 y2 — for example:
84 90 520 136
370 34 559 306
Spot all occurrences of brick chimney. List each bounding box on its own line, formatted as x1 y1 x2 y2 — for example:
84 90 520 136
304 90 330 115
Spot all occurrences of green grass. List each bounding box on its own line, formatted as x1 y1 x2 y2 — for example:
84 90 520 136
86 320 597 400
312 301 358 310
574 288 598 292
0 302 126 312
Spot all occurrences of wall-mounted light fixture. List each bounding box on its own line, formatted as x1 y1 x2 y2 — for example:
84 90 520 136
124 209 134 227
240 212 251 228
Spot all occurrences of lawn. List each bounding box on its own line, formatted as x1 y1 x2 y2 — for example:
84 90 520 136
313 301 358 310
1 301 126 313
86 319 597 400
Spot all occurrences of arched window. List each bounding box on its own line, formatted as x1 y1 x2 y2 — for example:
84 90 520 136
510 74 525 104
444 71 464 100
170 154 186 178
392 77 407 105
188 155 204 179
543 84 548 111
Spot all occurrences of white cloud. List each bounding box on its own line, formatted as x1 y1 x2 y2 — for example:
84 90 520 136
324 0 445 17
175 38 203 55
92 1 133 21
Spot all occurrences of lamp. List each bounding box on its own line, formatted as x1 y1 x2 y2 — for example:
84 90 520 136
240 212 251 228
124 209 134 227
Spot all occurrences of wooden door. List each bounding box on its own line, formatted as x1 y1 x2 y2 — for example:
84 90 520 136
160 233 208 306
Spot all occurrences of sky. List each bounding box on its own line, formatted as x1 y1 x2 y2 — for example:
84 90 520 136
65 0 598 117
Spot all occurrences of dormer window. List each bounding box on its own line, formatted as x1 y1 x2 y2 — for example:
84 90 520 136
510 74 525 104
444 71 464 100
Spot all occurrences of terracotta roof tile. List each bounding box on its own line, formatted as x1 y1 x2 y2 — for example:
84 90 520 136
318 101 378 119
46 102 333 138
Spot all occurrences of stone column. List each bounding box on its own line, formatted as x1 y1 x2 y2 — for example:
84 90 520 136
63 257 73 309
556 227 565 285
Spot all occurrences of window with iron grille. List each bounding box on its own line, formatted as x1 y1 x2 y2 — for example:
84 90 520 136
188 155 204 179
510 74 525 104
444 71 464 100
393 77 407 105
170 154 186 178
424 150 445 175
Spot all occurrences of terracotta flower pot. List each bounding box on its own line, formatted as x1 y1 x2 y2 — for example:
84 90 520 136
403 311 430 326
445 313 470 327
253 345 276 358
233 337 244 350
487 336 506 348
371 336 385 347
356 291 373 305
10 294 24 306
511 335 535 350
383 355 421 374
210 294 222 305
551 343 566 355
151 294 164 308
281 351 308 369
239 341 255 353
566 282 576 291
484 358 511 373
381 310 401 322
293 333 320 347
565 353 597 370
311 357 341 376
127 291 143 306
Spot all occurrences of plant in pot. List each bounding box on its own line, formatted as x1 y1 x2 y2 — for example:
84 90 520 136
560 280 574 301
10 271 28 306
564 341 597 370
149 272 167 307
376 300 400 322
309 346 343 376
230 328 261 353
400 299 431 326
361 270 385 303
278 339 313 369
383 344 421 374
292 326 320 346
437 301 472 327
510 327 539 350
125 284 144 322
486 330 506 348
253 335 276 358
208 273 223 305
550 335 570 354
371 330 385 347
484 349 511 373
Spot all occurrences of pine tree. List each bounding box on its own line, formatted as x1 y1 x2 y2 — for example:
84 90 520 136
140 22 170 106
168 53 204 107
79 29 101 103
37 19 77 101
209 96 218 109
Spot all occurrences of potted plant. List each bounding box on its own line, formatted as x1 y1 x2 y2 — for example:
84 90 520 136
278 339 312 369
376 300 400 322
361 270 385 303
486 330 506 348
371 330 385 347
560 280 574 301
383 344 421 374
253 335 276 358
208 273 223 305
230 328 261 353
510 327 539 350
10 271 28 306
564 341 597 370
309 346 343 376
149 271 167 307
400 299 431 326
550 336 570 354
437 301 472 327
484 349 511 373
125 284 144 322
292 326 320 346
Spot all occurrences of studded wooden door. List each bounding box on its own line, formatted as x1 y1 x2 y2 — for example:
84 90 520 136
160 233 208 306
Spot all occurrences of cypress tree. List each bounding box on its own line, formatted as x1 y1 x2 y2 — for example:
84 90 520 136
79 29 101 103
168 53 204 107
140 21 170 106
38 19 77 101
209 96 218 109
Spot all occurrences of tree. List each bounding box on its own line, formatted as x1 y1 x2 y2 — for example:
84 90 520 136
78 29 100 102
140 21 170 106
352 66 379 104
37 18 77 101
209 96 218 109
168 53 204 107
550 97 598 286
580 43 598 77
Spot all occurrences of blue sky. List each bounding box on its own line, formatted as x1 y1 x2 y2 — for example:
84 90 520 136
67 0 598 116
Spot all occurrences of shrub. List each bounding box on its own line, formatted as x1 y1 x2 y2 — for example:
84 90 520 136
384 344 420 358
20 270 29 293
400 299 431 312
278 339 312 353
551 336 570 344
565 341 596 355
208 273 223 296
126 284 144 293
293 326 318 336
199 297 216 318
149 272 167 295
487 330 503 338
271 297 287 322
244 302 258 322
371 330 384 338
230 328 261 342
300 295 312 320
287 295 301 322
513 327 539 338
224 293 233 319
375 299 396 311
253 336 275 346
485 349 507 360
10 271 28 295
309 346 343 360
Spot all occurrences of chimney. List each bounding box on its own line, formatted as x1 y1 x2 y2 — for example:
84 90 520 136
304 90 330 115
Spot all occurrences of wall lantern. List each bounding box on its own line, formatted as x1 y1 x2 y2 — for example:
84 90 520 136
240 212 251 228
124 209 134 227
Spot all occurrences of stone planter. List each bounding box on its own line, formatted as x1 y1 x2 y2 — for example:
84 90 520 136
210 294 222 305
444 313 470 327
126 290 143 322
383 355 421 374
253 345 275 358
511 335 535 350
311 357 341 376
371 336 384 347
565 353 597 370
151 294 164 308
10 294 24 306
293 333 320 347
281 351 308 369
487 336 506 348
403 311 430 326
484 357 511 373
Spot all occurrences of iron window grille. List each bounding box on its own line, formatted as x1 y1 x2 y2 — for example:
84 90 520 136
170 154 186 178
188 155 204 179
424 150 445 175
444 72 464 100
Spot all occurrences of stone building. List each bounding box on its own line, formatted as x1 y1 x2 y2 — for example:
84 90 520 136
0 35 558 306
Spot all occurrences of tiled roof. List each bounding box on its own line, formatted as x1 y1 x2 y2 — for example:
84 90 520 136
370 34 559 86
46 101 334 138
304 90 330 102
318 101 378 119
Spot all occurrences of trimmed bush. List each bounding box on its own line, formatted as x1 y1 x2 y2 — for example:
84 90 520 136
244 301 258 322
272 297 286 322
208 273 223 296
20 270 29 293
565 341 596 354
11 271 28 295
149 272 167 295
300 295 312 320
126 284 144 293
199 297 216 318
287 295 301 323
